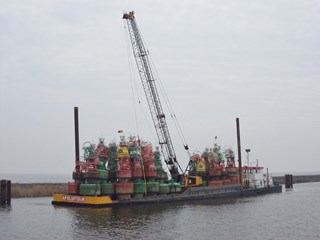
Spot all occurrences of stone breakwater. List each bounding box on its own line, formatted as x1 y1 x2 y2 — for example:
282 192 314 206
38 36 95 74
2 175 319 198
9 183 68 198
272 175 320 185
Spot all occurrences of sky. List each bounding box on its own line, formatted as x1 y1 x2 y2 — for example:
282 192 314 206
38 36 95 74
0 0 319 175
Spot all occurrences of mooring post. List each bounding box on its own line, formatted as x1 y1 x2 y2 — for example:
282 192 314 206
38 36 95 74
1 180 7 204
74 107 80 173
236 118 242 187
6 180 11 205
285 174 293 188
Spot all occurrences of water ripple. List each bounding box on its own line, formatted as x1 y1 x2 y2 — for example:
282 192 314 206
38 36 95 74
1 183 320 239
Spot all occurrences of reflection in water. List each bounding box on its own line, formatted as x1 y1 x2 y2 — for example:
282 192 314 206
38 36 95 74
69 204 184 239
68 199 242 239
1 184 319 240
0 204 12 212
285 188 294 193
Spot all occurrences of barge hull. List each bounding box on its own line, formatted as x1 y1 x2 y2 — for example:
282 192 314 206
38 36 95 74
242 184 282 197
52 194 113 208
52 184 282 208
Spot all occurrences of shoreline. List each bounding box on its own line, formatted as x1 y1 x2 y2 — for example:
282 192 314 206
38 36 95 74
10 183 68 198
2 175 319 198
272 174 320 184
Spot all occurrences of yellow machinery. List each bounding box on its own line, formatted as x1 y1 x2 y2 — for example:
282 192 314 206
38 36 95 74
183 175 203 188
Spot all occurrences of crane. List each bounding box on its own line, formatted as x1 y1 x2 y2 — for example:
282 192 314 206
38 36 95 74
123 11 183 181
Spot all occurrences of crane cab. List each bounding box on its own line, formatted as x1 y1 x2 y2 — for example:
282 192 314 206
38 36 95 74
183 175 203 188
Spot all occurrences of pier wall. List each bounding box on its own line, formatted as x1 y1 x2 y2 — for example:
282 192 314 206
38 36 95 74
272 175 320 184
7 183 68 198
2 175 319 198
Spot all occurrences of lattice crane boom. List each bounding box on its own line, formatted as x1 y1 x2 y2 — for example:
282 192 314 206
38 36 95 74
123 11 182 180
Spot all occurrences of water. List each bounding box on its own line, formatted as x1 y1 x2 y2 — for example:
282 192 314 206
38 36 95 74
1 182 320 240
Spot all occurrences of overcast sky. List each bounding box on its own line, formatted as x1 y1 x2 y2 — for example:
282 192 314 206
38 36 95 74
1 0 319 175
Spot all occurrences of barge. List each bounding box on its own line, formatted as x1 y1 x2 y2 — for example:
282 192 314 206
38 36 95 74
52 109 282 208
52 11 282 208
52 184 281 208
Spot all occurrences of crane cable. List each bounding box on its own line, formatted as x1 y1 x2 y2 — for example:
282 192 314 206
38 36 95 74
124 21 139 136
149 56 191 159
123 21 157 144
136 21 191 159
135 23 191 173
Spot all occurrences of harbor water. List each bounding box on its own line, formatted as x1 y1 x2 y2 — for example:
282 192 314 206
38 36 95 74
1 182 319 240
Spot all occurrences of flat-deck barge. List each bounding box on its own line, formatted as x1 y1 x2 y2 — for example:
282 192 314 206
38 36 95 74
52 184 282 208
